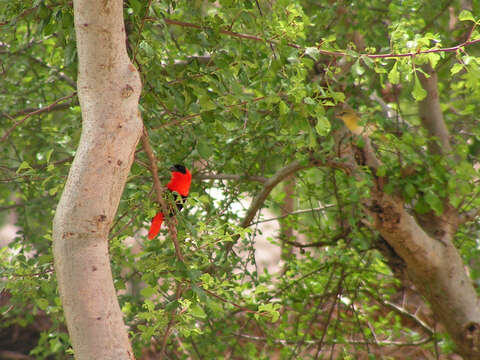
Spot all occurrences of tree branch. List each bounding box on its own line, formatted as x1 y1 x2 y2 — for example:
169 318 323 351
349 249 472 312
458 207 480 224
283 227 349 248
239 160 310 228
159 17 480 59
27 55 76 88
141 126 184 262
232 333 433 347
362 288 434 336
250 205 335 225
8 102 75 119
417 65 452 155
1 92 77 143
340 126 480 357
194 172 267 184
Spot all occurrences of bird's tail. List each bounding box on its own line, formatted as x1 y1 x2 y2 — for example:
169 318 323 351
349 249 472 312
148 212 164 239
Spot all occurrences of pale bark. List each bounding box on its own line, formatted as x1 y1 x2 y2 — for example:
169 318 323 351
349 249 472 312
354 135 480 359
417 65 452 155
368 191 480 359
52 0 142 359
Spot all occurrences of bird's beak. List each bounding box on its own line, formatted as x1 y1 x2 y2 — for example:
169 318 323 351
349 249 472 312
169 165 177 172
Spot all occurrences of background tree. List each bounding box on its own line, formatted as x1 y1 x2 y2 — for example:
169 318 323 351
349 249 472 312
1 0 480 359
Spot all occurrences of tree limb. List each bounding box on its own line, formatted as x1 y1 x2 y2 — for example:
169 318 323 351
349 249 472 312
355 140 480 358
417 65 452 155
27 55 77 88
194 172 268 184
250 205 335 225
239 160 309 228
1 92 77 143
158 17 480 59
458 207 480 224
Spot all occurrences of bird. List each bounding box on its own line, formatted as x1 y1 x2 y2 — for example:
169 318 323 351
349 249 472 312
336 107 375 136
147 164 192 240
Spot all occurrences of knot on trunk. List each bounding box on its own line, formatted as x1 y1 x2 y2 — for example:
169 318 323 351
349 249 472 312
464 322 480 351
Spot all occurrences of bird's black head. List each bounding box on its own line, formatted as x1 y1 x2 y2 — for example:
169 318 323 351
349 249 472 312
170 164 187 174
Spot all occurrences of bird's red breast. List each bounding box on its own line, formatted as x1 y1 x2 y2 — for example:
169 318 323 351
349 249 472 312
147 165 192 239
167 168 192 197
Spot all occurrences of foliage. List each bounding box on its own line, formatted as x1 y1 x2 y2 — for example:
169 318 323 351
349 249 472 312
1 0 480 358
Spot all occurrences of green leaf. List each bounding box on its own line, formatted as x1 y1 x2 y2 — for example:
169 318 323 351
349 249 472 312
303 97 316 105
192 285 207 302
352 60 365 76
190 303 207 318
279 100 289 115
140 286 156 299
16 161 32 173
165 300 179 312
424 191 443 215
427 53 440 69
404 183 416 199
46 149 54 163
459 10 475 22
36 298 49 310
199 95 216 111
315 115 331 136
388 62 399 84
198 140 213 158
254 284 269 295
451 63 464 75
376 165 387 177
412 74 427 101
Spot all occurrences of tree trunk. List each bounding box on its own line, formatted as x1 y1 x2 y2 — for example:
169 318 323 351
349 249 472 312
52 0 142 359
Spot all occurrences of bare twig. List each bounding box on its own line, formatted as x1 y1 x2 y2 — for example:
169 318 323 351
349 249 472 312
160 283 184 354
159 17 480 59
233 333 433 347
249 205 335 225
8 102 74 118
201 287 256 313
1 92 77 143
283 227 350 248
153 96 265 130
194 172 267 184
27 55 76 88
362 288 434 336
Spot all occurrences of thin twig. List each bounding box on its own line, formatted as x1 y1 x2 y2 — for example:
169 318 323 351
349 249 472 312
194 172 268 184
202 287 256 313
159 17 480 59
153 96 265 130
161 283 184 354
1 92 77 143
233 333 433 347
250 205 335 225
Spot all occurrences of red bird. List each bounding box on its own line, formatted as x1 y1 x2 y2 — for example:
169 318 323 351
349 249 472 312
148 164 192 239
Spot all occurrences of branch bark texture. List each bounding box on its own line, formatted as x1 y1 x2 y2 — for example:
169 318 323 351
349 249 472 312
418 65 452 155
52 1 142 359
352 131 480 358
